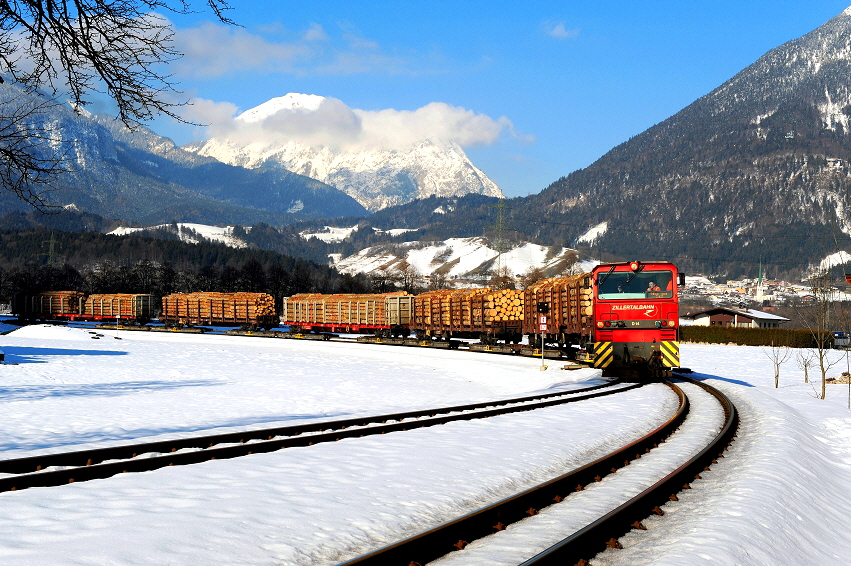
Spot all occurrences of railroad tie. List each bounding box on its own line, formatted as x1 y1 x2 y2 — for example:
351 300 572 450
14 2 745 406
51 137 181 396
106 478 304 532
606 538 623 549
631 521 646 530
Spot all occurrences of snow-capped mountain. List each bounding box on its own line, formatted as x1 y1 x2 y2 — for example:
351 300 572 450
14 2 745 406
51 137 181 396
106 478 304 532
183 94 504 211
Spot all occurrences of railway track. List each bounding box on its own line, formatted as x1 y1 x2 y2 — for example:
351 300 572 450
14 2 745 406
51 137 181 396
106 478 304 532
97 323 574 361
0 380 637 494
340 376 737 566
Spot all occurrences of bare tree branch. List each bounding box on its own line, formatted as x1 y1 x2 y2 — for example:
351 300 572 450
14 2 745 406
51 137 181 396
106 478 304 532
0 0 234 208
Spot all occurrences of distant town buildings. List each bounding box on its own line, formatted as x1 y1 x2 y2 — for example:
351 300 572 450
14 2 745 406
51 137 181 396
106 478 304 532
680 275 851 308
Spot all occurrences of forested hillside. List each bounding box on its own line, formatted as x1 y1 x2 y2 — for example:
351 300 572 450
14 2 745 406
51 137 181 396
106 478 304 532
0 228 371 312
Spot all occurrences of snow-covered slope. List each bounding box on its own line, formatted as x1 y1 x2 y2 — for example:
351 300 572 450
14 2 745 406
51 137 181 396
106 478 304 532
109 223 249 248
333 237 588 279
183 94 504 211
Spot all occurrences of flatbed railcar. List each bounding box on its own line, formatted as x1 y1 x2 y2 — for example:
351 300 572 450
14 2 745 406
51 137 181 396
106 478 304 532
12 292 155 324
412 288 524 344
160 292 277 330
282 292 413 337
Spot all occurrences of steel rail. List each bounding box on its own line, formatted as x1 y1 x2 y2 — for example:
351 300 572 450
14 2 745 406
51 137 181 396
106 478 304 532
0 382 640 494
520 376 738 565
0 380 621 475
339 381 688 566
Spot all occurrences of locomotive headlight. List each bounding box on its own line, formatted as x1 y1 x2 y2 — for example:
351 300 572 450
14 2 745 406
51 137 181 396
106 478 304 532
655 321 662 328
668 320 676 327
604 320 611 327
597 321 603 328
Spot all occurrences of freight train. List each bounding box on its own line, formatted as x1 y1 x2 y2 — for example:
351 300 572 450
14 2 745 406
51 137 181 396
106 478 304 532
282 261 682 376
9 260 682 376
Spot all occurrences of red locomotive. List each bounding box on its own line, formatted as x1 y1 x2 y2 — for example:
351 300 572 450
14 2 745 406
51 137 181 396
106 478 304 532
579 261 681 377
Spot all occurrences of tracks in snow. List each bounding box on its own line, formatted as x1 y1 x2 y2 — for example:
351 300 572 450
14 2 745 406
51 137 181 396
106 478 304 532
340 376 738 566
0 381 634 494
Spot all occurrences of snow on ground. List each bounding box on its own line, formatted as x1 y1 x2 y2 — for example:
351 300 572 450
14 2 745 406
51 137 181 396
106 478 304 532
818 250 851 272
300 225 360 243
108 223 249 248
577 221 608 245
1 326 851 564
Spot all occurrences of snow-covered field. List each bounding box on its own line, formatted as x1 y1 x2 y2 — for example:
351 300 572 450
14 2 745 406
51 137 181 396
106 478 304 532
1 321 851 565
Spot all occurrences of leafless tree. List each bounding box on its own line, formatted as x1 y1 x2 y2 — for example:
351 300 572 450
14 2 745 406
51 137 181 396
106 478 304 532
763 340 792 388
0 0 234 209
518 266 545 290
395 262 422 294
428 269 451 291
489 264 516 290
796 348 815 384
797 270 843 399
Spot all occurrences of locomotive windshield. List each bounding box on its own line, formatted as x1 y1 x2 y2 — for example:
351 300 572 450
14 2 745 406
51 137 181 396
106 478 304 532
597 270 674 299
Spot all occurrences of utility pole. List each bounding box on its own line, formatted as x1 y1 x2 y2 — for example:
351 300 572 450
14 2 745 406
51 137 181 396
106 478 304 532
489 198 511 274
42 231 58 267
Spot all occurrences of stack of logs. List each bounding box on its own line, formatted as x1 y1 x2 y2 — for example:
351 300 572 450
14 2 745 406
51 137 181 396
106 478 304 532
523 274 590 334
283 292 410 326
85 294 151 318
26 291 86 314
413 288 524 330
161 292 276 324
483 289 524 323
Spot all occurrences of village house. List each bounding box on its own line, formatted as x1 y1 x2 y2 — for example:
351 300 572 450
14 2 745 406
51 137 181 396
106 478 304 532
684 306 789 328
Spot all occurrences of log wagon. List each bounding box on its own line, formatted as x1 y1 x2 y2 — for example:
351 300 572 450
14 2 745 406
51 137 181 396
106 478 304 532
281 292 413 337
160 292 277 329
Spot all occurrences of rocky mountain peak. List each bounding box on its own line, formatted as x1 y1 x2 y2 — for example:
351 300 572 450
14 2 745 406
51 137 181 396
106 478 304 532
182 94 504 212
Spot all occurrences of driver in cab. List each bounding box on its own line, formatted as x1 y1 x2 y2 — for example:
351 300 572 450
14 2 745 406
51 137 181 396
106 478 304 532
647 281 661 293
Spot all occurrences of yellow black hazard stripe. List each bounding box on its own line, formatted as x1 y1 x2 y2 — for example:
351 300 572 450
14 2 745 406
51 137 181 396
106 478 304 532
661 340 679 368
592 341 614 368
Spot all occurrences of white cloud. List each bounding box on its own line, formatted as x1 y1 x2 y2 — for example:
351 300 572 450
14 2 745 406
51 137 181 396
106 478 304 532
304 23 328 42
356 103 510 149
188 96 522 152
545 22 579 40
171 21 420 77
172 22 309 77
180 98 240 128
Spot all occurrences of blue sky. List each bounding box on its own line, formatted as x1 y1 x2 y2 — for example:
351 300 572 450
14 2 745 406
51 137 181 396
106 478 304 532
147 1 851 198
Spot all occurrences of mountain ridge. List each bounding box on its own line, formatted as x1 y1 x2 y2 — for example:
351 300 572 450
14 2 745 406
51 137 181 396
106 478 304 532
183 94 504 211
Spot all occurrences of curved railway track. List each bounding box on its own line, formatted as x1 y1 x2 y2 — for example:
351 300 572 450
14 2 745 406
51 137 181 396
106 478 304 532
340 376 737 566
0 380 637 494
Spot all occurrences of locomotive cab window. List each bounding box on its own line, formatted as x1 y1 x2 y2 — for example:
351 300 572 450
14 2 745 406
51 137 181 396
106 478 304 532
597 271 674 299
